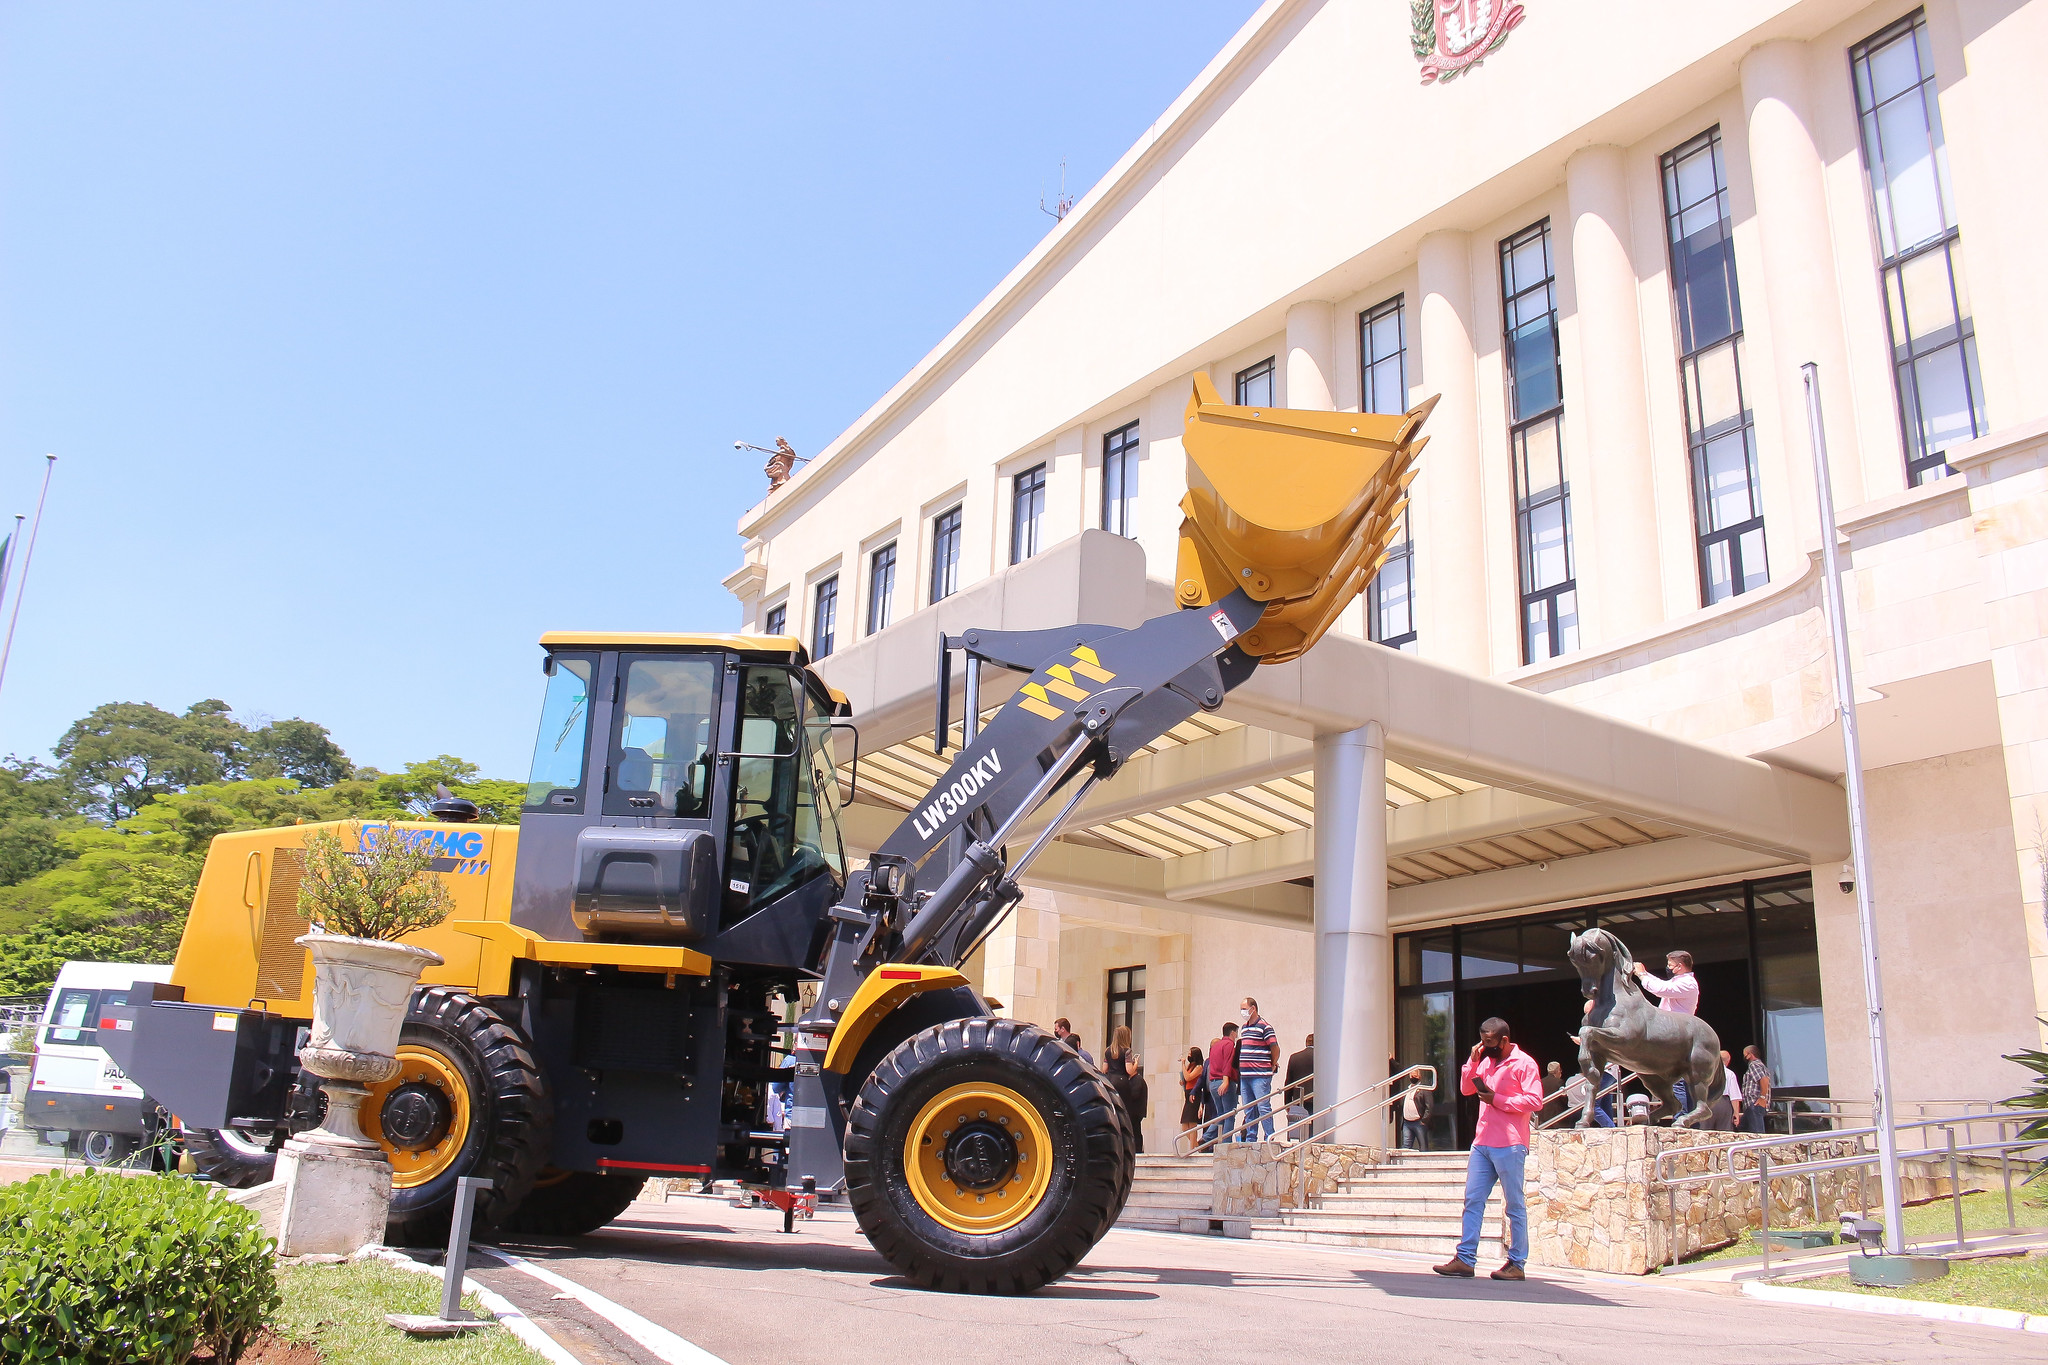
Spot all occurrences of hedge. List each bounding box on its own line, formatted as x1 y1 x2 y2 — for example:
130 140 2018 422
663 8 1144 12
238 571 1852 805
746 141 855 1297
0 1171 280 1364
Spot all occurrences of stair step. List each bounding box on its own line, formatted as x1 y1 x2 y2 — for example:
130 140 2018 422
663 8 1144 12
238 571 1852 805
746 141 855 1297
1123 1191 1215 1210
1251 1223 1506 1256
1313 1194 1493 1216
1278 1210 1494 1235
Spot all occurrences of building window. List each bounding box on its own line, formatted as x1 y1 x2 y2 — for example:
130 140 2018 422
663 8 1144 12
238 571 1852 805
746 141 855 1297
1663 128 1768 606
763 602 786 637
1010 463 1046 564
1369 512 1417 652
1360 296 1407 415
930 505 962 603
1106 965 1146 1056
1500 221 1576 663
1234 357 1275 408
1851 11 1987 486
866 542 896 635
1360 296 1414 650
1102 422 1140 538
811 576 837 659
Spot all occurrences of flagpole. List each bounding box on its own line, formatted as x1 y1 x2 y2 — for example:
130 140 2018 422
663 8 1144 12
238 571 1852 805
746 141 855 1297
0 456 57 702
0 513 22 631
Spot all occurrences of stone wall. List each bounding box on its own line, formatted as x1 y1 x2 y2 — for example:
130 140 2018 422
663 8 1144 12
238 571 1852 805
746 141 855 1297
1530 1127 1867 1274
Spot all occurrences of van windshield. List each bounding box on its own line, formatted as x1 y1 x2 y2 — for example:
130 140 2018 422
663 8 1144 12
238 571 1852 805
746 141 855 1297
44 988 97 1045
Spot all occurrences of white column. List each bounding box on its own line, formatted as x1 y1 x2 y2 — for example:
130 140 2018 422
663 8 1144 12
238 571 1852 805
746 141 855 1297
1314 721 1389 1144
1416 231 1490 674
1566 145 1663 640
1741 40 1865 534
1285 300 1336 410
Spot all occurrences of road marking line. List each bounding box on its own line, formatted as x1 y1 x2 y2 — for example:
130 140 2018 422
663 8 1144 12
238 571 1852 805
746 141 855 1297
357 1246 582 1365
476 1244 732 1365
1743 1279 2040 1333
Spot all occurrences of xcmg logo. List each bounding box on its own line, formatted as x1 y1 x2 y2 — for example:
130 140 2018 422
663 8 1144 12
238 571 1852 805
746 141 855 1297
360 824 490 873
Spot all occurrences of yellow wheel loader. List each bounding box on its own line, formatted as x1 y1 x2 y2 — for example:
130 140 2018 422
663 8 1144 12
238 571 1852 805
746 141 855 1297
103 377 1430 1292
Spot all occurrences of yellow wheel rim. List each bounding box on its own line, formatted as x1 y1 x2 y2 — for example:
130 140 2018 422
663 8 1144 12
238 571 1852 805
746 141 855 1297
364 1045 472 1189
904 1081 1052 1235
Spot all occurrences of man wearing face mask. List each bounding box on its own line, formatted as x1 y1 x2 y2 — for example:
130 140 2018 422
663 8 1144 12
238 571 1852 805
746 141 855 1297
1234 998 1279 1143
1433 1017 1541 1282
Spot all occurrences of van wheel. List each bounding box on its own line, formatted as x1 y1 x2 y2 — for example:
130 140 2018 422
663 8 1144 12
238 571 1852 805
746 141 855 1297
184 1127 278 1188
501 1169 648 1236
375 987 552 1246
79 1131 135 1167
843 1017 1133 1293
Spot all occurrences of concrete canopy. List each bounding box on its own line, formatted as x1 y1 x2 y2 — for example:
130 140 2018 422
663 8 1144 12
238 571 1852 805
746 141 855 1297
817 531 1847 931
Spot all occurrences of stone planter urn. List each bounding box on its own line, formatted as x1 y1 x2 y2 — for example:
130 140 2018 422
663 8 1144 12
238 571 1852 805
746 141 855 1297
274 931 443 1255
293 932 443 1148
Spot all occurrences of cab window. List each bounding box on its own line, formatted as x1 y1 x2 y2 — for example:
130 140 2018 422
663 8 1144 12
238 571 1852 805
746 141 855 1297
726 667 846 918
44 988 97 1045
605 655 720 818
526 654 596 812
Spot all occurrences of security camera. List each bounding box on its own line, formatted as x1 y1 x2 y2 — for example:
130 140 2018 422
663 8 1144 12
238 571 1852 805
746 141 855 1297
734 440 746 450
1838 861 1855 895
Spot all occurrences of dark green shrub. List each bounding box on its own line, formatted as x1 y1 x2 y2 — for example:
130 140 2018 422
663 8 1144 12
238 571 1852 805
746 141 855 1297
0 1171 280 1363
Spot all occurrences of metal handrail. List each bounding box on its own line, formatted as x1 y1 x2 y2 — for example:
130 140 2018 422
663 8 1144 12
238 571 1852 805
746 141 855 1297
1272 1065 1438 1160
1175 1067 1319 1156
1171 1065 1438 1156
1536 1068 1645 1130
1647 1108 2042 1272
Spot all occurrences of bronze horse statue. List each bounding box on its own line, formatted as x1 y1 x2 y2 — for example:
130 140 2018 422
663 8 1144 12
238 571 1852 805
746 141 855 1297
1567 928 1725 1128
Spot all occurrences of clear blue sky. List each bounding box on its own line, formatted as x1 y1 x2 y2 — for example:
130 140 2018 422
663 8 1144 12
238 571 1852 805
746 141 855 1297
0 2 1256 779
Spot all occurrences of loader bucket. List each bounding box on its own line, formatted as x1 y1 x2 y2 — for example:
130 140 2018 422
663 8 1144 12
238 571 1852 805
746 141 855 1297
1176 372 1435 663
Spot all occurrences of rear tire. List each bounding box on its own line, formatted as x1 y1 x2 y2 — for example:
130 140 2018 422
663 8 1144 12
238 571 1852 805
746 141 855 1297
184 1127 277 1188
382 987 553 1246
844 1017 1133 1294
501 1169 648 1236
78 1131 135 1167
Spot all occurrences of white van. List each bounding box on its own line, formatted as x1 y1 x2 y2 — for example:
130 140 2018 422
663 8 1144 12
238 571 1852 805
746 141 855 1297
27 961 174 1164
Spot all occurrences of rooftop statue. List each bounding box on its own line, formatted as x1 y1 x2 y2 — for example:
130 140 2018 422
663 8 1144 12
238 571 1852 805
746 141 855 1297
1567 928 1725 1128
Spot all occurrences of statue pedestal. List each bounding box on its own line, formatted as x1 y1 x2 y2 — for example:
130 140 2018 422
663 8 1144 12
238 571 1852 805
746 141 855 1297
0 1064 68 1162
274 1135 391 1256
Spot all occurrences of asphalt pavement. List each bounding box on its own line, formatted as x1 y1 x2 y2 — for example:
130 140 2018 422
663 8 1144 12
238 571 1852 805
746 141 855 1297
471 1195 2043 1365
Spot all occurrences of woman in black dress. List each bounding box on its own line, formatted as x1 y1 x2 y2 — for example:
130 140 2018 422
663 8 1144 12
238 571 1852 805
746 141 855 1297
1180 1045 1209 1146
1103 1026 1147 1152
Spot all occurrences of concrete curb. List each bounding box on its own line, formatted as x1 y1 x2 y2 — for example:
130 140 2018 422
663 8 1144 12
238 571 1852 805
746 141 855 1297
1742 1279 2048 1334
475 1244 733 1365
355 1246 583 1365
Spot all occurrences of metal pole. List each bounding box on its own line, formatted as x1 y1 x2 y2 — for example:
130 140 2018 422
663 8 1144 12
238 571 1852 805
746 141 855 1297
2001 1120 2016 1229
0 457 54 703
0 514 22 633
439 1175 493 1322
1760 1149 1772 1273
1946 1128 1965 1252
1802 365 1909 1257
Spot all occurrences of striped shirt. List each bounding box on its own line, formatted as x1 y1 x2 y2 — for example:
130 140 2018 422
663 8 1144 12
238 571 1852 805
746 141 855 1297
1237 1019 1277 1075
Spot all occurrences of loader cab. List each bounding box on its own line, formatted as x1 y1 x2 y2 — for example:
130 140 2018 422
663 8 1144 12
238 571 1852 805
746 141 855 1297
510 632 849 964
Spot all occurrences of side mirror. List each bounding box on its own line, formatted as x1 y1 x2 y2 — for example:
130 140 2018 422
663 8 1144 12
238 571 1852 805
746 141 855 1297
830 720 861 803
542 654 558 677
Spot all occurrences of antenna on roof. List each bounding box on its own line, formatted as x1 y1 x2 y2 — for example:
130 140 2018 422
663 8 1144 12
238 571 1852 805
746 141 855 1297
1040 160 1075 222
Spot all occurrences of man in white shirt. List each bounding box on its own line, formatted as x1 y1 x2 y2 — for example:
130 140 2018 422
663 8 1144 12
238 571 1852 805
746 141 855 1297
1633 949 1701 1115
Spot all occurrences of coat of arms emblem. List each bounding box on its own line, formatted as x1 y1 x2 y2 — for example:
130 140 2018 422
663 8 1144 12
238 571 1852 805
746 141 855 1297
1411 0 1526 85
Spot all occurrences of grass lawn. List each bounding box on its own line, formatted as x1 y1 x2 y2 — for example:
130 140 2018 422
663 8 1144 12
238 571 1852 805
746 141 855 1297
1690 1188 2041 1264
1801 1255 2048 1316
272 1258 549 1364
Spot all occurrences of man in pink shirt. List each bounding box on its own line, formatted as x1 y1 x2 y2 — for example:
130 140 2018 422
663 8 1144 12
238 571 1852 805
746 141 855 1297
1634 949 1701 1113
1433 1017 1542 1281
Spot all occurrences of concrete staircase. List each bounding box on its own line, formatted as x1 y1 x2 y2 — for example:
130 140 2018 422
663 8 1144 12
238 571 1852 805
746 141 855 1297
1252 1150 1512 1263
1115 1153 1215 1232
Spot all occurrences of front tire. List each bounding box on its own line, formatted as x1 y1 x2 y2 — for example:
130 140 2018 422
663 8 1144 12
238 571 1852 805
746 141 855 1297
371 987 553 1245
501 1169 648 1236
844 1017 1133 1294
78 1131 134 1167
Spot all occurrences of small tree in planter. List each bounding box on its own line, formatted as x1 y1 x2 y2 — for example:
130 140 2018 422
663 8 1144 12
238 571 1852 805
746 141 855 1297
275 822 454 1255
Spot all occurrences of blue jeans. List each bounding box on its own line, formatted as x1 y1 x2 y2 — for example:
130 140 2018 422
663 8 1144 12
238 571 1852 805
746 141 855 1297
1592 1093 1617 1128
1239 1074 1274 1142
1674 1078 1691 1119
1456 1143 1529 1268
1400 1119 1430 1150
1205 1078 1236 1145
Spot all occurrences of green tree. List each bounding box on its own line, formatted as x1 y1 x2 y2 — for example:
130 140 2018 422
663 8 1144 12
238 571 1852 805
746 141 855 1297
246 717 353 787
54 702 240 819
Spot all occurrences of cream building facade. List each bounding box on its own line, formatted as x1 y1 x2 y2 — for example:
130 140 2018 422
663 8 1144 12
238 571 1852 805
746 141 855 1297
724 0 2048 1150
